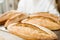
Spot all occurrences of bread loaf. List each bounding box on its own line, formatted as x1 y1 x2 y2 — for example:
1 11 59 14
22 13 60 30
7 23 57 40
4 12 28 27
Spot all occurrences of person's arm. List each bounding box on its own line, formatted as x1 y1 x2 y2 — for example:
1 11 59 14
48 0 60 16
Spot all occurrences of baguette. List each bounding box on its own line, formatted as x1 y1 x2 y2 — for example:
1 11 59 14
29 12 59 24
0 10 17 22
0 10 18 25
4 13 28 27
22 13 60 30
0 10 28 25
7 23 57 40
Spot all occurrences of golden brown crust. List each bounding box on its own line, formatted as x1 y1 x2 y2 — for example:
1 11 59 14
29 12 59 24
7 23 57 40
0 10 18 25
22 13 60 30
4 13 28 27
0 10 17 22
22 17 60 30
0 10 28 25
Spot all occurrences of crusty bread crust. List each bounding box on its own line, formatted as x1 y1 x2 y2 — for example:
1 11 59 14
22 13 60 30
0 10 28 25
4 13 28 27
7 23 57 40
29 12 59 24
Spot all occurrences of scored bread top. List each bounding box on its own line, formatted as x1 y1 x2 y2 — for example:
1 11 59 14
29 12 59 24
7 23 58 40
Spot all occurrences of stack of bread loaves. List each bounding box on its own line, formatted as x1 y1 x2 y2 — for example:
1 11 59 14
0 10 60 40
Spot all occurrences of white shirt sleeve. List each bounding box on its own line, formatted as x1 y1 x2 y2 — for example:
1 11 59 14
48 0 59 16
17 1 21 12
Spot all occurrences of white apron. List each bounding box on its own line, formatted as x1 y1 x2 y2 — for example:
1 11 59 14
17 0 59 16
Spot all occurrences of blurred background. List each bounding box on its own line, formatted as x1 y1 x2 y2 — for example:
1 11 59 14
0 0 60 14
0 0 19 14
56 0 60 13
